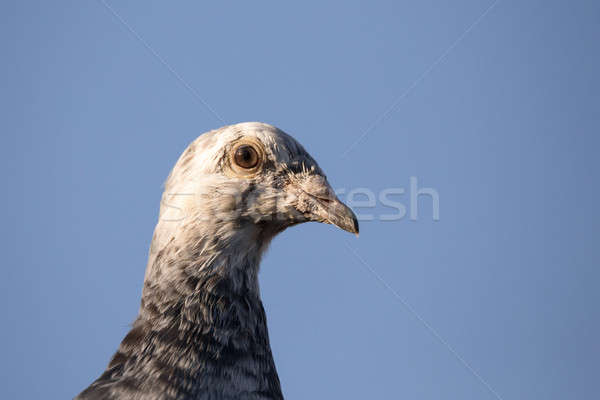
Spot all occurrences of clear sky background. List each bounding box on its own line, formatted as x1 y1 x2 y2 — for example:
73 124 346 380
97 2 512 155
2 1 599 399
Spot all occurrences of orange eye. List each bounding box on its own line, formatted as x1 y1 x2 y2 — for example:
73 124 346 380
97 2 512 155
234 145 260 169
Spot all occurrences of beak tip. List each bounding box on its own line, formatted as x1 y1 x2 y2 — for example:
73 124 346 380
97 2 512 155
353 218 360 237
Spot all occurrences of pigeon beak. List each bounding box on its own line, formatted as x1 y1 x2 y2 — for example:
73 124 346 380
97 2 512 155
292 175 359 236
311 194 360 236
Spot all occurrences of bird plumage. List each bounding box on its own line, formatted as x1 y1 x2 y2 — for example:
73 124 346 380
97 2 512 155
76 122 358 400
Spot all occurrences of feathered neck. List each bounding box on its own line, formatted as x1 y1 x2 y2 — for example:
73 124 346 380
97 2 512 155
79 222 284 400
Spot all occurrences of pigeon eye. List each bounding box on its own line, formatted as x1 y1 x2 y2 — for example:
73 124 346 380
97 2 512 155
234 145 260 169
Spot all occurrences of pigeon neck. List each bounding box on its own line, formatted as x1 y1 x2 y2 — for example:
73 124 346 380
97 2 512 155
144 221 271 296
112 226 283 399
140 231 265 313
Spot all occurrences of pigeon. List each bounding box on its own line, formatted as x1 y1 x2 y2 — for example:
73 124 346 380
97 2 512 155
76 122 359 400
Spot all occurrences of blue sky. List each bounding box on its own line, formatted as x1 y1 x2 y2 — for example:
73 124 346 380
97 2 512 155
2 1 599 399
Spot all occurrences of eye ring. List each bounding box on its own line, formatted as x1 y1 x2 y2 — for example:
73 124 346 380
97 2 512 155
228 139 265 176
234 144 259 169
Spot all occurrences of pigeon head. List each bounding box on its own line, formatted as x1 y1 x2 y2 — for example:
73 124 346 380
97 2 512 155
152 122 357 258
145 122 358 291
